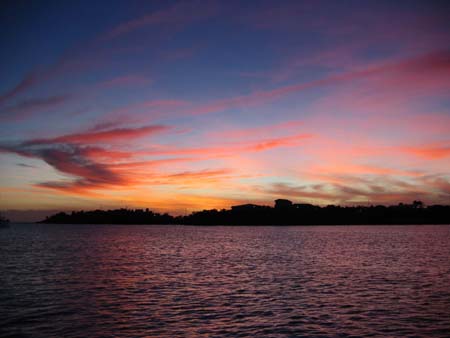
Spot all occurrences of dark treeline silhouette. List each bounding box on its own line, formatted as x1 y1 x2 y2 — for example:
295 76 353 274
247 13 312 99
40 199 450 225
41 208 173 225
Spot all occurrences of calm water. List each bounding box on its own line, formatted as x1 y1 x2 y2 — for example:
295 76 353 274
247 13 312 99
1 224 450 337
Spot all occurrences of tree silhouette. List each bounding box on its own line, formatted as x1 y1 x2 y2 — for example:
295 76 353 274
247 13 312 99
40 200 450 225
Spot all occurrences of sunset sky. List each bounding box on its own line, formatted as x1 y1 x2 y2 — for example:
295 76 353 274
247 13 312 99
1 0 449 221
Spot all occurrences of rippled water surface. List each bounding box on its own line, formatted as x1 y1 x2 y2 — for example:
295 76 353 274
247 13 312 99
1 224 450 337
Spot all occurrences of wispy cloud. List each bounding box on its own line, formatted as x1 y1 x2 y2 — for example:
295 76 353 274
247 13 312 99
0 124 172 193
26 125 169 145
258 179 433 205
0 94 71 121
144 133 312 157
0 122 312 196
98 75 152 88
159 50 450 119
101 0 220 40
400 144 450 159
16 163 37 168
0 71 40 106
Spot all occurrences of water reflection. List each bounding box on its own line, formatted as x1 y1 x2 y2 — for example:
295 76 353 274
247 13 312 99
1 224 450 337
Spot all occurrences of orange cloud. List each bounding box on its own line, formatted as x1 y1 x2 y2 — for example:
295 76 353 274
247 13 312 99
0 119 312 198
400 144 450 159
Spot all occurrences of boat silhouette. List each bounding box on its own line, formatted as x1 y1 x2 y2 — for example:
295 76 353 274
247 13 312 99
0 212 10 228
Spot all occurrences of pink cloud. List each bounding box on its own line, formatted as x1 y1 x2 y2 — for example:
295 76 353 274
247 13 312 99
101 0 220 40
159 50 450 120
0 95 71 121
145 133 312 157
27 125 169 145
207 120 304 140
160 46 200 61
0 71 40 106
98 75 152 88
0 123 314 196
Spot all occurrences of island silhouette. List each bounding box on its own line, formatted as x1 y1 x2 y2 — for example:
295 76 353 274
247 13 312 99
39 199 450 225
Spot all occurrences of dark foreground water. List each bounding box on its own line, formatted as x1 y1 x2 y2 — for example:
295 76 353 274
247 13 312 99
1 224 450 337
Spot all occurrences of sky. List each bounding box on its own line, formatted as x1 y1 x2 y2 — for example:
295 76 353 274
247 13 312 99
0 0 449 221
